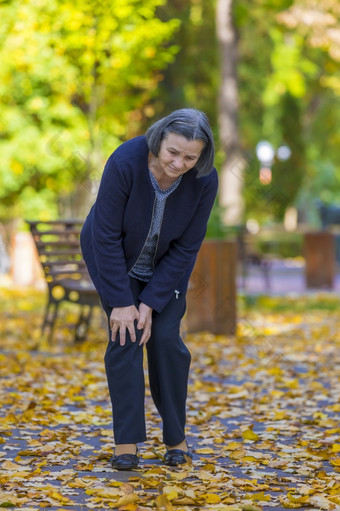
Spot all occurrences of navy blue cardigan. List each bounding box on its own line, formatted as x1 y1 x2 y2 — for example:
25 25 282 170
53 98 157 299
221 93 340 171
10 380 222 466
80 136 218 313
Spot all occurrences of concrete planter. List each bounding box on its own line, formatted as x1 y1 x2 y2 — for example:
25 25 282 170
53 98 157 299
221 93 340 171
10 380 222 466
186 239 237 335
304 231 335 289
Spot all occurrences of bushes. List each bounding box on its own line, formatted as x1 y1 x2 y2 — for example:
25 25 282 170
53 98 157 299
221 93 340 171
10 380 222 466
253 231 304 259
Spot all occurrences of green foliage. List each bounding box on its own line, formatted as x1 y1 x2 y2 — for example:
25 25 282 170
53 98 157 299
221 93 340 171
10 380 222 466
234 0 340 226
0 0 180 221
263 29 318 106
244 93 305 221
2 0 340 233
206 202 230 239
242 293 340 313
254 230 303 258
153 0 219 127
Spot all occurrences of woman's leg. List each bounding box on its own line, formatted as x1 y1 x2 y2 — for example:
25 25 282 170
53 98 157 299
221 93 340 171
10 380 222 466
103 278 147 445
146 291 190 447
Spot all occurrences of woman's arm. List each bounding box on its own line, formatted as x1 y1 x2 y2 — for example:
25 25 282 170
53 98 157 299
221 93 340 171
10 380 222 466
91 155 135 308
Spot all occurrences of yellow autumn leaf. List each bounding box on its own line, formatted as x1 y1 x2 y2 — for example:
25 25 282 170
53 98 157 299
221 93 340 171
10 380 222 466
163 486 180 501
53 413 71 424
273 411 288 420
183 489 196 499
313 411 328 420
248 491 272 502
86 487 123 498
142 450 158 459
279 499 303 509
285 378 299 389
229 449 246 459
224 441 243 451
49 491 71 504
221 497 238 505
270 390 285 398
172 496 197 506
329 495 340 506
0 495 29 507
75 461 94 471
242 429 259 441
320 418 339 428
200 463 216 472
268 459 289 468
202 493 222 504
116 503 138 511
195 447 215 454
69 478 94 488
198 469 216 480
1 460 29 471
115 494 139 507
267 367 283 376
155 494 174 510
332 444 340 453
309 495 335 510
183 452 193 464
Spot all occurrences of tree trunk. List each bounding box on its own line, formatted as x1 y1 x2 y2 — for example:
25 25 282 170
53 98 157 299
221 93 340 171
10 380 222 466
61 15 103 221
216 0 245 226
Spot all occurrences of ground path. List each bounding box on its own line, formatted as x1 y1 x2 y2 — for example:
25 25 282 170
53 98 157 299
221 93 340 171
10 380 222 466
0 284 340 510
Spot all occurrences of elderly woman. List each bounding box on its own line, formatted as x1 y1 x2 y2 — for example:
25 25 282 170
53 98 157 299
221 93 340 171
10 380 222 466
81 108 218 470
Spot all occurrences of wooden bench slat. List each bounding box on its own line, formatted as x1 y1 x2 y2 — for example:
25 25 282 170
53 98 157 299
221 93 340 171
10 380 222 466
42 259 86 266
48 268 89 276
59 278 96 290
27 219 83 226
39 249 83 257
32 229 82 236
35 240 81 248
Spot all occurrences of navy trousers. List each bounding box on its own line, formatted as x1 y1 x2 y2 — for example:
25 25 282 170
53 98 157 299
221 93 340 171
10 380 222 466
103 277 191 446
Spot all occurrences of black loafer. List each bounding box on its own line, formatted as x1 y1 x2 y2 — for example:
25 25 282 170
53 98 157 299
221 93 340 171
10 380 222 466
111 453 139 471
164 449 193 466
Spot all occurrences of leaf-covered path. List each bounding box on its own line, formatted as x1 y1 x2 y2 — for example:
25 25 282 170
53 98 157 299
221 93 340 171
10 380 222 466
1 288 340 510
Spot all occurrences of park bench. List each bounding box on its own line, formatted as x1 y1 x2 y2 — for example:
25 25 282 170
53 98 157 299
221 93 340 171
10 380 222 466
27 219 101 342
236 227 271 291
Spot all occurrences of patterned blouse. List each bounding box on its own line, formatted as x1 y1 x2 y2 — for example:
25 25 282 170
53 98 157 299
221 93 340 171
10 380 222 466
129 171 182 282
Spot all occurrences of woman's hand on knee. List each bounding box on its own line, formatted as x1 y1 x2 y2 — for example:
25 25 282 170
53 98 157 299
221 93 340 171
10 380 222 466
137 303 153 346
110 306 139 346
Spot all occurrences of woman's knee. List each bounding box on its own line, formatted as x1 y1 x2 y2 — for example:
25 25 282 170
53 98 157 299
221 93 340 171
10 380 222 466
148 331 191 365
104 338 143 372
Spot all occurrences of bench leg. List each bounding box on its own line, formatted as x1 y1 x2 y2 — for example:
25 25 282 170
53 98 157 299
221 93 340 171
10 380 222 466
241 262 248 291
41 300 60 342
262 262 271 292
74 305 93 342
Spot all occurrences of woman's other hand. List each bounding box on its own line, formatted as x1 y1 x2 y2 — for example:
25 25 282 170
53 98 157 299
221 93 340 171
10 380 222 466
137 303 153 346
110 305 139 346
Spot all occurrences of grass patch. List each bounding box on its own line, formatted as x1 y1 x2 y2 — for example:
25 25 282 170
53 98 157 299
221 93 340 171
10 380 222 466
240 292 340 313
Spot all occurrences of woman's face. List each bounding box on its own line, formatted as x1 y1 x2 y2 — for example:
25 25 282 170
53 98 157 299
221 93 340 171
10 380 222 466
157 132 204 179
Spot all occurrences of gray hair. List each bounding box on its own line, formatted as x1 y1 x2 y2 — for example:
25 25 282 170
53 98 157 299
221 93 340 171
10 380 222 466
145 108 215 177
